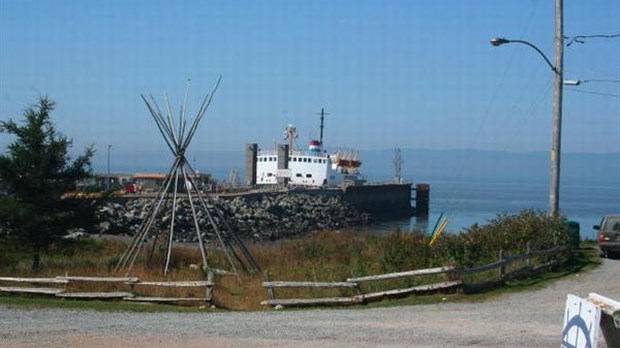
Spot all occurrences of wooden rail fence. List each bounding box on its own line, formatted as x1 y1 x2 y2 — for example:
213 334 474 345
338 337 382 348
262 243 568 308
0 271 214 304
261 266 460 307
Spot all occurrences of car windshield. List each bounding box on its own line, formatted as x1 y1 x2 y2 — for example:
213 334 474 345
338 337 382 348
602 216 620 232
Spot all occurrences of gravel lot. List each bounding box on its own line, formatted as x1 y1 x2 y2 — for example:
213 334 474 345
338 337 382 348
1 258 618 348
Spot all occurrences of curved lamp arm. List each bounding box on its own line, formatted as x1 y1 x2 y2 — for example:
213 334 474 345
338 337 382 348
490 37 558 75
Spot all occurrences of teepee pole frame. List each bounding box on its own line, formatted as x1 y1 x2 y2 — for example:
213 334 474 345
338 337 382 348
116 77 259 276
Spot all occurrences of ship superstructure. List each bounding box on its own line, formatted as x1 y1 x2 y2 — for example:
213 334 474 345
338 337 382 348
252 112 364 187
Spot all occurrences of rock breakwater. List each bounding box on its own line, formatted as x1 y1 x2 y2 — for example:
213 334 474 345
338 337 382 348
96 192 371 242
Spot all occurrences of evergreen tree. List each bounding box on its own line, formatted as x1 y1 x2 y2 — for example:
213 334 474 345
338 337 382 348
0 97 95 271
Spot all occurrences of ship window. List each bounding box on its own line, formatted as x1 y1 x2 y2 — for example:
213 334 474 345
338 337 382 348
296 173 302 177
267 172 273 177
306 174 312 178
292 157 296 162
313 159 317 163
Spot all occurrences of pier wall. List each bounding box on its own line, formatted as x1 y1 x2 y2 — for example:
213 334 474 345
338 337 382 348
342 183 414 218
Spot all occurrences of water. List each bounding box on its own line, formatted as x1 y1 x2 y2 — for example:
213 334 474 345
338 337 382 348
116 163 618 241
367 178 620 240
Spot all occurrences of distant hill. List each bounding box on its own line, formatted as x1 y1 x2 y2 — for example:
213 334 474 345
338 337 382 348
99 148 620 187
359 149 620 187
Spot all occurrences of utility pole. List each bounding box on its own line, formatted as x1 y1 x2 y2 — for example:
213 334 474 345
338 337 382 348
550 0 564 217
107 144 112 190
490 0 564 218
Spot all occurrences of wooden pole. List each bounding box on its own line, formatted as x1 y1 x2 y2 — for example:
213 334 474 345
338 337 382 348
163 166 181 274
499 250 505 278
549 0 564 217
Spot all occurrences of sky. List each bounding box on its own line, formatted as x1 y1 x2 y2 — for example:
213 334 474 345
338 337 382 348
1 0 619 173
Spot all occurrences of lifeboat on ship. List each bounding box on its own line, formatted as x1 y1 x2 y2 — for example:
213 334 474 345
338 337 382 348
331 149 362 174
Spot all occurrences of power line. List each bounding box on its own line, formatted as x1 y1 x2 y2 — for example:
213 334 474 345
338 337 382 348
581 79 620 84
565 33 620 46
564 88 620 98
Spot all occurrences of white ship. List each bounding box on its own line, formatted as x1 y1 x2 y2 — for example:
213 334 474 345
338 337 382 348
254 112 364 187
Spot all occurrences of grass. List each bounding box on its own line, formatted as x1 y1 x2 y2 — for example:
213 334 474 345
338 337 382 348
457 243 601 302
0 237 600 312
0 293 210 312
0 212 597 312
356 243 601 309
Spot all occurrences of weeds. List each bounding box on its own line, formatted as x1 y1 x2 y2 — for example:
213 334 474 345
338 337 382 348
0 209 578 310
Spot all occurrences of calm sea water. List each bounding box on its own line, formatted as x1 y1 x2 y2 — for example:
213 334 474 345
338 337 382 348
368 178 620 240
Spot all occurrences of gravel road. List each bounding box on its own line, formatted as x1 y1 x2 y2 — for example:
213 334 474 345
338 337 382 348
1 258 619 348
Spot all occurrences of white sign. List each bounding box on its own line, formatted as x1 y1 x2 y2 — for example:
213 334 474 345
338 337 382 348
562 294 601 348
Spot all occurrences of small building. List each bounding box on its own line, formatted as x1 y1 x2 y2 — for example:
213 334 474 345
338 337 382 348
76 174 132 190
132 173 167 193
132 172 216 193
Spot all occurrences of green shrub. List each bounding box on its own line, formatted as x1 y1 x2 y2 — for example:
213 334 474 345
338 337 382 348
432 210 569 268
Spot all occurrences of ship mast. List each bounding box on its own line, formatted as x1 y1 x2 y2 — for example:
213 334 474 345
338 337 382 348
316 107 329 146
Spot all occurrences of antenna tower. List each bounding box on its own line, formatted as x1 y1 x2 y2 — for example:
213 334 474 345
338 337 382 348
393 148 404 184
316 108 329 145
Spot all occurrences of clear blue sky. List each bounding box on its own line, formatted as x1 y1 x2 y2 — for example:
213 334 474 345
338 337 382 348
1 0 619 172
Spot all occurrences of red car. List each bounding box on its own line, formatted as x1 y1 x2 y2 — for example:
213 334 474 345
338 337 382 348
124 183 138 194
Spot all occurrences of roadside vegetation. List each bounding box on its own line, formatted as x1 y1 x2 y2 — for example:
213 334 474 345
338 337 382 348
0 209 599 311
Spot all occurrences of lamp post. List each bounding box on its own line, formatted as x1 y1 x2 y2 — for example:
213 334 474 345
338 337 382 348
107 144 112 190
490 1 564 218
564 79 620 86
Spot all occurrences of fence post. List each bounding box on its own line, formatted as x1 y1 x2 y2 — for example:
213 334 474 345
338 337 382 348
205 269 214 302
264 271 275 302
499 250 505 279
526 242 531 267
350 270 363 299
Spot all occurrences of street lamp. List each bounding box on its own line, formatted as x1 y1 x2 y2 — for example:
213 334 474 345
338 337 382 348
563 79 582 86
490 34 564 218
107 144 112 190
564 79 620 86
490 38 558 74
